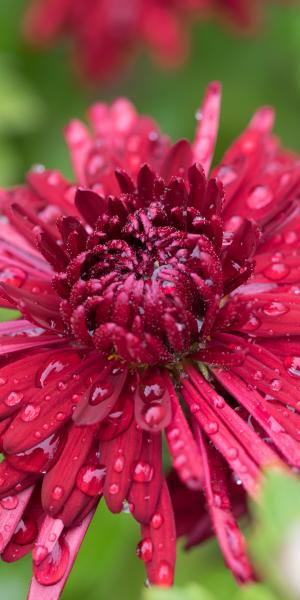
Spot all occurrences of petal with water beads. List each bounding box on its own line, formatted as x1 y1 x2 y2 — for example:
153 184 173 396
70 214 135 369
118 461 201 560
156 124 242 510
165 374 203 490
140 481 176 587
100 419 142 513
41 425 97 515
129 431 162 524
28 510 95 600
194 426 253 583
0 486 33 553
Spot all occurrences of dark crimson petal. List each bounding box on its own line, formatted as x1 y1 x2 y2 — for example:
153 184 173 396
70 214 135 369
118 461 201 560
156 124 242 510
73 364 127 426
0 349 80 420
2 356 99 454
128 431 162 524
59 485 100 528
33 535 70 585
36 230 69 272
141 481 176 587
0 487 33 553
41 425 97 515
75 188 107 226
194 425 253 583
193 81 221 175
160 140 193 182
6 430 66 475
134 369 172 433
0 460 38 498
101 418 142 513
28 511 95 600
165 374 203 490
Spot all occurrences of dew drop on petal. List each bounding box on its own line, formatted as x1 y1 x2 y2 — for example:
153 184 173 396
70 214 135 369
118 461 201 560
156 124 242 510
108 483 120 495
5 392 24 407
151 513 163 529
227 447 238 460
271 379 282 392
246 185 273 210
113 455 125 473
284 356 300 378
263 302 289 317
136 537 153 562
243 316 261 331
156 561 173 586
132 461 154 483
140 382 166 402
143 405 165 428
0 495 18 510
13 518 37 545
76 464 106 496
33 544 48 564
33 538 70 585
205 421 219 435
89 382 113 405
264 263 290 281
51 486 64 500
20 404 41 422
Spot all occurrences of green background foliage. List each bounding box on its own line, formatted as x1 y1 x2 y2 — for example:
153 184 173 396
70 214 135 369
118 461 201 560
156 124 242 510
1 1 300 599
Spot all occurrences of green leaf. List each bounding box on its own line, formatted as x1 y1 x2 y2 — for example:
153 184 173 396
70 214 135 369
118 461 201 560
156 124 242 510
0 56 44 136
236 584 279 600
250 470 300 600
143 584 214 600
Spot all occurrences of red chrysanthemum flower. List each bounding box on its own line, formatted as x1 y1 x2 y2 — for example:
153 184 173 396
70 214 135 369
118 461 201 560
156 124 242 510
1 82 300 598
23 0 280 82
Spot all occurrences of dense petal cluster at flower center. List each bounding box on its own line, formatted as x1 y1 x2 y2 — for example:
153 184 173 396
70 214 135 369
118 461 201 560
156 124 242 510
49 164 255 365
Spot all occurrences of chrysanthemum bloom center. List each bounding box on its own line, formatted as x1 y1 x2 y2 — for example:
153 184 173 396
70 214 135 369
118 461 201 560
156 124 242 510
50 163 257 366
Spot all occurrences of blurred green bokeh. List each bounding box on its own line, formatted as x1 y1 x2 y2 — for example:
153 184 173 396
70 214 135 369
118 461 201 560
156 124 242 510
0 1 300 599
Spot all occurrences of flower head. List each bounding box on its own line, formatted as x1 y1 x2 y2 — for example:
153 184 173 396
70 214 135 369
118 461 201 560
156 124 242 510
24 0 280 82
1 83 300 598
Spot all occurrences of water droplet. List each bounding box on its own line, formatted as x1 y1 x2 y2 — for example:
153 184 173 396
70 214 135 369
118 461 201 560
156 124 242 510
151 513 163 529
0 495 18 510
33 544 48 564
140 382 165 402
33 538 69 585
156 561 173 586
205 422 219 435
76 464 106 496
247 185 273 210
243 316 261 331
271 379 282 392
284 230 298 244
268 416 284 433
89 382 113 405
284 356 300 378
263 302 288 317
5 391 24 407
264 263 290 281
113 455 125 473
136 538 153 562
227 447 238 460
143 405 165 428
217 165 237 185
108 483 120 495
213 396 225 409
13 518 37 545
20 404 41 422
51 486 64 500
132 461 154 483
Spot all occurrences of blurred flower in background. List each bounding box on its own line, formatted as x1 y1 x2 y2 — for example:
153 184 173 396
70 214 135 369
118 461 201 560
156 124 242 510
23 0 284 82
1 82 300 599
